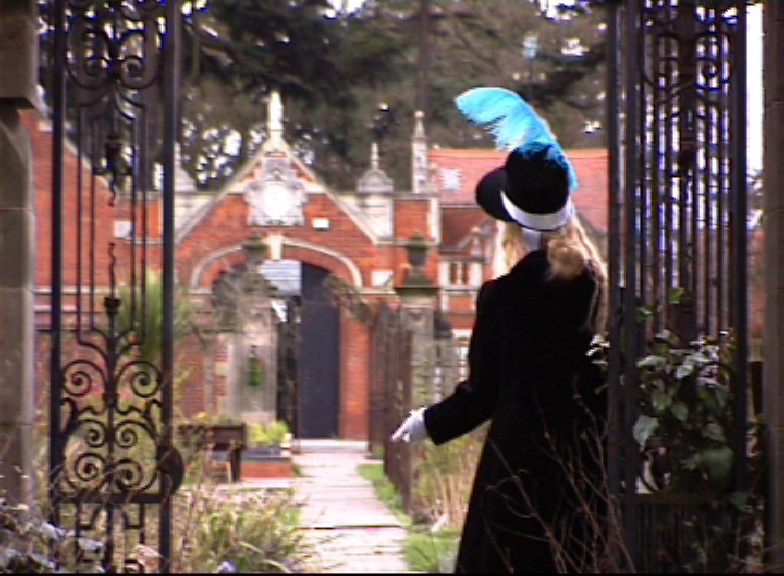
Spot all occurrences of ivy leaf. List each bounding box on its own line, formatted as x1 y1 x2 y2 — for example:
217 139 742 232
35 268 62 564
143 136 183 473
703 422 726 442
633 415 659 448
670 401 689 422
651 390 671 414
701 446 734 487
713 387 729 411
637 355 667 370
682 453 702 470
676 362 695 380
729 491 748 512
690 352 710 363
637 306 654 322
590 334 607 347
700 387 719 416
654 329 675 344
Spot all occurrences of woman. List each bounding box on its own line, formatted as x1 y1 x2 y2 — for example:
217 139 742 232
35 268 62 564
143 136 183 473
392 88 609 573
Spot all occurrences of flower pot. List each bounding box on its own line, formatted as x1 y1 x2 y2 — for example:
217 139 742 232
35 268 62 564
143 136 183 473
241 445 293 479
245 445 283 459
405 236 428 268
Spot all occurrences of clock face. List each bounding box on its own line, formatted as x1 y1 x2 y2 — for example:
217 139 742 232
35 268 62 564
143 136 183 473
261 182 292 220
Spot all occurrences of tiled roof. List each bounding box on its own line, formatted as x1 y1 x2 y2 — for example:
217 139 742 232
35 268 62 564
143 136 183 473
440 206 490 251
430 148 610 235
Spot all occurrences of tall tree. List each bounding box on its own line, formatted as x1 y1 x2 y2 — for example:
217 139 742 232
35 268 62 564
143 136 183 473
316 0 608 190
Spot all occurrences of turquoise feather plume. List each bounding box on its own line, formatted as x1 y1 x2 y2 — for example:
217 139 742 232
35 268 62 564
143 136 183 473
455 87 578 191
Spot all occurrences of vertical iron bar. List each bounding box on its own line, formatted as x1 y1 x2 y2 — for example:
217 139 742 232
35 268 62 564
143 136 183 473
730 1 749 558
639 5 649 335
702 36 713 336
652 17 662 335
159 0 180 570
76 110 83 334
677 0 695 307
716 9 726 337
664 29 674 328
89 143 97 330
623 0 641 569
605 0 623 520
49 0 66 532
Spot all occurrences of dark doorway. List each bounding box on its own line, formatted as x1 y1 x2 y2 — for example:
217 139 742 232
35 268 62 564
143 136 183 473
298 264 341 438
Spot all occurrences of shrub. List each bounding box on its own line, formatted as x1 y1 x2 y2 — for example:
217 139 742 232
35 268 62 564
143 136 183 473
249 421 290 448
171 488 310 573
20 404 308 573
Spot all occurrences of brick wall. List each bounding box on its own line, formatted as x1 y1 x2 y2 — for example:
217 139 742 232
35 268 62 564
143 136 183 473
23 111 119 289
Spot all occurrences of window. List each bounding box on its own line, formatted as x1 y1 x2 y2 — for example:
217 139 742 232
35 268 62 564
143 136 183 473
440 168 462 193
449 262 460 285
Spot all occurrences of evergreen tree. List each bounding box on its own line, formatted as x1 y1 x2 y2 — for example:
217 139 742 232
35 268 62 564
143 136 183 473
320 0 608 190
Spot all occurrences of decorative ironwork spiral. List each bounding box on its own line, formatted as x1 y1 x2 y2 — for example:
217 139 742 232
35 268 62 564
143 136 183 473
65 0 163 94
116 360 163 399
62 359 106 398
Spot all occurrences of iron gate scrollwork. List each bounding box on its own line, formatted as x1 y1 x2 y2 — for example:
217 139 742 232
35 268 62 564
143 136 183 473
49 0 181 572
606 0 750 571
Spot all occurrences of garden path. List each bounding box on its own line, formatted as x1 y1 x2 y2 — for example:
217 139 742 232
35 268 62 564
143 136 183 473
292 440 411 573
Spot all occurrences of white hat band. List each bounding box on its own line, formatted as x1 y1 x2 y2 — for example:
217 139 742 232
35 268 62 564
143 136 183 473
501 191 574 232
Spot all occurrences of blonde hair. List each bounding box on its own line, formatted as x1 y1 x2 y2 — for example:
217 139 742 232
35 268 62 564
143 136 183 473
499 218 608 332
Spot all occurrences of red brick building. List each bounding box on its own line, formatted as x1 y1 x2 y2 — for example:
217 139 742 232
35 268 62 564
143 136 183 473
25 100 615 441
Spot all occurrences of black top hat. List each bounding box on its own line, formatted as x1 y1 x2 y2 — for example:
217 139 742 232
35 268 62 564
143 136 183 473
475 145 573 232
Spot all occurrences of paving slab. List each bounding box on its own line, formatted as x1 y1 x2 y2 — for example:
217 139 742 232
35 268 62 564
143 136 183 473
293 442 412 573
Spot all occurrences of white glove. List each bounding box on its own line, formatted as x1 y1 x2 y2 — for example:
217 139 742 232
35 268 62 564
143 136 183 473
391 407 428 443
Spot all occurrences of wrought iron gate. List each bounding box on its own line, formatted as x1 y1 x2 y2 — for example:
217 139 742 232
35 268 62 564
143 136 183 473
369 301 414 513
606 0 751 570
49 0 181 571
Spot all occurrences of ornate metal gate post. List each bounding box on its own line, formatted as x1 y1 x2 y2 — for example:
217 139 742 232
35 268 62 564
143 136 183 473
607 0 750 570
49 0 182 571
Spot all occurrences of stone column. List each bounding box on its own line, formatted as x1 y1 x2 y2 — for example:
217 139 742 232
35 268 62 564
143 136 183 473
764 2 784 567
395 236 438 407
239 237 277 424
0 0 37 506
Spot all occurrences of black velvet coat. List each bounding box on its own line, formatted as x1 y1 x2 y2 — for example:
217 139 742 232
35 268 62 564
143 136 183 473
423 249 607 574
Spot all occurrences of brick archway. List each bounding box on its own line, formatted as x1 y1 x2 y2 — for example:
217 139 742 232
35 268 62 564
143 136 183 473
188 236 363 291
185 235 370 440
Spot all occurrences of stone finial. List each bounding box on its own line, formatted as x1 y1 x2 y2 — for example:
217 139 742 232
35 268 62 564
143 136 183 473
411 110 428 194
412 110 426 140
371 142 380 171
357 142 394 195
267 90 284 150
